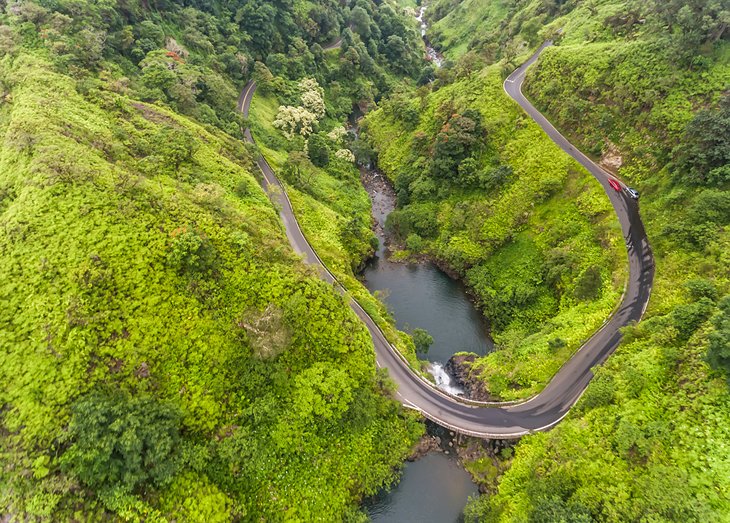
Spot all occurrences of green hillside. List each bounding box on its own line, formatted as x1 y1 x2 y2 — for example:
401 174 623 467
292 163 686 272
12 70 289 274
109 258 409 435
1 0 729 520
0 1 424 520
407 0 730 520
362 68 626 399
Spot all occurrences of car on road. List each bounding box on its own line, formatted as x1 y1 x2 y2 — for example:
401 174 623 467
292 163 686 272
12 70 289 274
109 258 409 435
626 187 640 200
608 178 621 191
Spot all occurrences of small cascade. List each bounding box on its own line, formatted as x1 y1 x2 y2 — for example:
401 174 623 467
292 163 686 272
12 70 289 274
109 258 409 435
415 5 444 67
427 362 464 396
415 5 427 37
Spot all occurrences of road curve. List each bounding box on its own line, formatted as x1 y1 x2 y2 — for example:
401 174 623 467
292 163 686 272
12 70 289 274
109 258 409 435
322 36 342 51
237 41 654 438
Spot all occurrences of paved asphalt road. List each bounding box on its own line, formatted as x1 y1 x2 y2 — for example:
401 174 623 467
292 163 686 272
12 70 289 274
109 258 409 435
237 41 654 438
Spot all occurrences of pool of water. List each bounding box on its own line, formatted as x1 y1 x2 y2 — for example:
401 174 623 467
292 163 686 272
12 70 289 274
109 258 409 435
360 169 493 365
365 453 478 523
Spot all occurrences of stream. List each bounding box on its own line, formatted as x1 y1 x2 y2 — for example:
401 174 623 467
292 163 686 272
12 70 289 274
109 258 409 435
361 4 486 520
416 4 444 67
359 168 493 381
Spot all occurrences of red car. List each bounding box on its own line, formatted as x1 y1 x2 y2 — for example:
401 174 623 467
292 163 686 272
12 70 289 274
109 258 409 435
608 178 621 191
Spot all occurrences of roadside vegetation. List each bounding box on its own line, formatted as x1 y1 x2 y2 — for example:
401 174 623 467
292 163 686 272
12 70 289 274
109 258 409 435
2 0 728 520
0 0 425 520
363 60 626 400
411 0 730 520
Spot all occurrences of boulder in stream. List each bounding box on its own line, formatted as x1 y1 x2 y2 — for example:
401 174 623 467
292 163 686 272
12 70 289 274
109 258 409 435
444 353 495 402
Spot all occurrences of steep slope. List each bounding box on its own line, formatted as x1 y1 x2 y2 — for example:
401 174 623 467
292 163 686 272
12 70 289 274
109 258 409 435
413 0 730 520
0 2 423 520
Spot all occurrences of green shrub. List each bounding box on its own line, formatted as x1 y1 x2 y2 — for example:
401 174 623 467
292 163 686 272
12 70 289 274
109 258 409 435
412 328 434 355
307 133 330 167
707 296 730 381
61 392 181 493
406 233 424 252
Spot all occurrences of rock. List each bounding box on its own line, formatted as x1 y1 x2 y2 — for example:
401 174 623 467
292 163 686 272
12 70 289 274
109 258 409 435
600 141 623 172
134 362 150 378
445 354 496 402
407 434 441 461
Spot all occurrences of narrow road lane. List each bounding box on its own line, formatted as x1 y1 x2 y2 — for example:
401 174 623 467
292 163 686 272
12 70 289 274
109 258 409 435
238 41 654 438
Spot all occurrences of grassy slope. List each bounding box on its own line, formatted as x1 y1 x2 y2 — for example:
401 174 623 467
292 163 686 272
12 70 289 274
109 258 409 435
364 66 625 399
0 51 421 520
430 0 511 58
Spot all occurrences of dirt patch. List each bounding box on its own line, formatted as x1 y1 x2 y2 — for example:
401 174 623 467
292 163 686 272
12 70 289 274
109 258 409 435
131 102 178 127
600 141 623 173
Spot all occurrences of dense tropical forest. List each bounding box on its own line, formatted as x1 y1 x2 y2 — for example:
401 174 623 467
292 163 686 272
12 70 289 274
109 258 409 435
0 0 728 521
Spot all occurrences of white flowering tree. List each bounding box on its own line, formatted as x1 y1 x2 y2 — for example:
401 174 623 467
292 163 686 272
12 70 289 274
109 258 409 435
273 78 327 139
335 149 355 163
298 78 325 119
273 106 318 139
327 126 348 144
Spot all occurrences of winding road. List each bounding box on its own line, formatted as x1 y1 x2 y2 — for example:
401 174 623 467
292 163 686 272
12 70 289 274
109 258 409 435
237 41 654 438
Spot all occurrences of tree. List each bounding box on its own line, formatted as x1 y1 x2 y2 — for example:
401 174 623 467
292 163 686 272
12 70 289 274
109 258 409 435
273 105 318 139
307 133 330 167
672 96 730 186
61 392 181 493
282 151 310 188
350 6 372 39
412 328 434 354
167 227 216 275
252 61 274 90
478 165 513 191
335 148 355 163
350 138 375 166
384 35 408 72
707 296 730 382
298 77 325 119
156 126 199 171
707 296 730 381
406 233 423 252
431 110 484 180
573 265 602 301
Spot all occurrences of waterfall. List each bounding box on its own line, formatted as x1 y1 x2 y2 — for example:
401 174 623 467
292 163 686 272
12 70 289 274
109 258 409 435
415 4 444 67
427 362 464 396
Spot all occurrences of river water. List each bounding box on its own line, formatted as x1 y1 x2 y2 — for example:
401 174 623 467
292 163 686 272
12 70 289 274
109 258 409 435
365 453 478 522
416 5 444 66
360 6 485 521
359 166 493 372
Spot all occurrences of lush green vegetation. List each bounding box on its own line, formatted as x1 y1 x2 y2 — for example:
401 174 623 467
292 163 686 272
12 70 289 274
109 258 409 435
363 64 625 399
3 0 729 519
249 87 422 364
246 0 434 366
427 0 565 63
411 0 730 520
0 1 427 520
